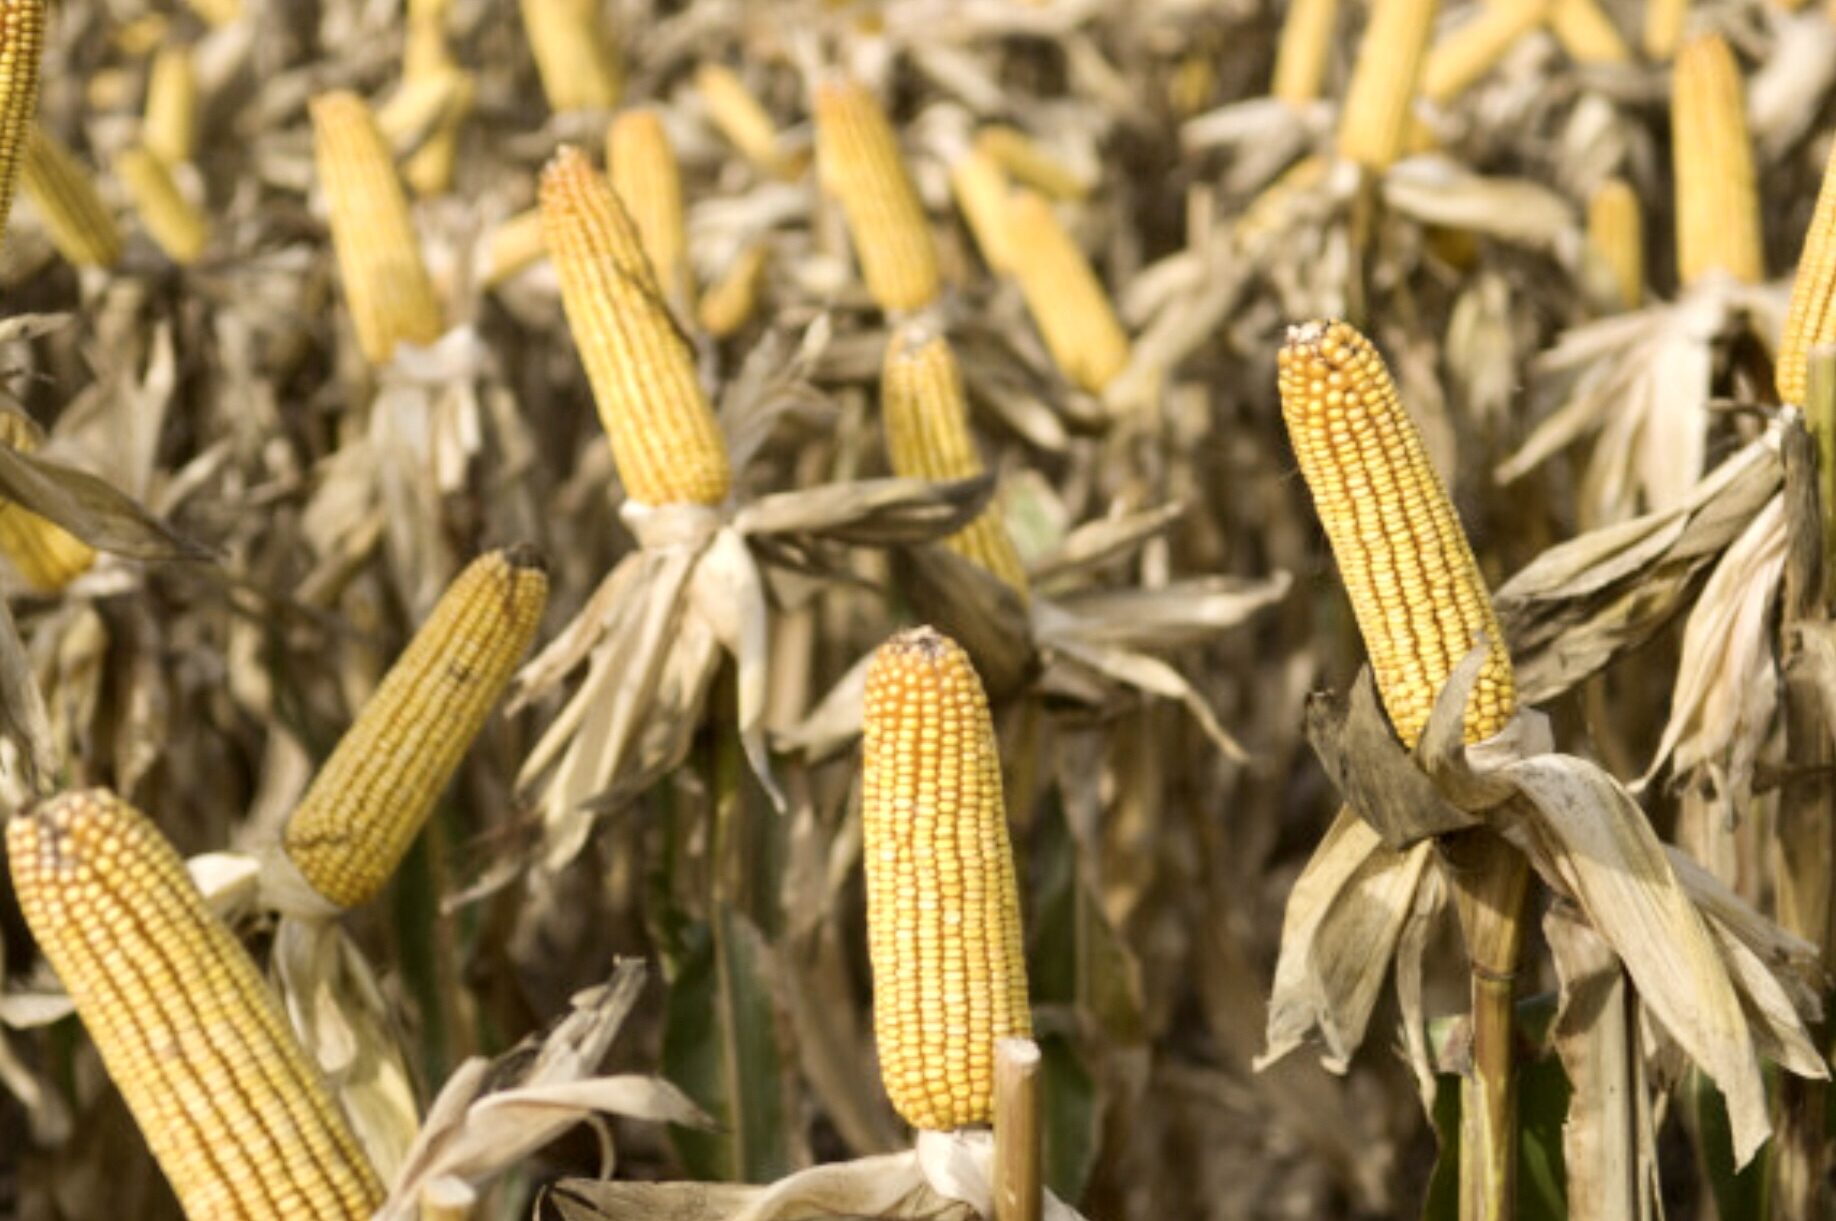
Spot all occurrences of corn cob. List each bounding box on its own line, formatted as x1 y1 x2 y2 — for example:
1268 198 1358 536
974 126 1087 201
21 127 121 268
1420 0 1550 104
697 241 769 338
399 0 468 198
813 78 941 314
184 0 240 26
0 0 43 242
309 91 443 365
281 547 548 910
1278 320 1515 746
1586 177 1642 310
1548 0 1631 63
695 63 786 175
607 107 692 310
1777 141 1836 406
0 413 93 592
1273 0 1340 104
1335 0 1441 170
8 789 385 1218
948 144 1015 273
1643 0 1687 60
115 145 207 264
480 205 546 288
540 145 732 506
142 45 196 167
882 326 1029 598
1004 188 1130 395
520 0 621 113
1670 35 1763 288
862 627 1032 1132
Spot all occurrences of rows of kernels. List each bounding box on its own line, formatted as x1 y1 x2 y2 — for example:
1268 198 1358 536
0 0 43 241
8 790 384 1218
22 127 121 268
1778 139 1836 406
115 146 207 264
1278 321 1516 747
282 548 549 909
539 145 732 506
1003 189 1130 395
813 79 941 314
1670 35 1762 288
0 499 93 590
862 628 1031 1132
607 107 692 309
1586 178 1643 311
1335 0 1440 169
520 0 621 112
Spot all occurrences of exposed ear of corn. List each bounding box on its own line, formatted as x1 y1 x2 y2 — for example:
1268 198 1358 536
309 90 443 364
1643 0 1688 60
697 241 769 338
0 0 44 244
22 127 121 268
607 107 692 311
540 144 732 506
399 0 470 197
521 0 621 113
882 325 1029 598
1420 0 1550 104
974 126 1087 201
1585 177 1642 311
1670 35 1762 288
480 205 545 288
1335 0 1440 170
184 0 240 26
0 412 93 592
1278 319 1515 746
863 626 1032 1132
1778 142 1836 406
115 145 207 264
281 546 549 910
695 63 786 175
813 77 941 314
1004 188 1130 395
1272 0 1340 104
947 144 1015 273
8 789 386 1218
142 45 196 167
1548 0 1631 63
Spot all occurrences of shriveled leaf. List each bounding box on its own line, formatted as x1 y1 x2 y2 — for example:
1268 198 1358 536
1381 156 1574 249
1047 573 1292 648
734 476 993 545
894 544 1038 697
0 445 211 563
1025 502 1186 585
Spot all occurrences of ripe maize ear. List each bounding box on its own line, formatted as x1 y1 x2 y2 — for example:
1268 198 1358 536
1272 0 1339 104
142 45 196 167
1420 0 1550 104
0 0 43 242
697 241 769 338
310 90 444 364
21 127 121 268
1670 35 1762 288
400 0 468 198
696 63 786 175
1548 0 1630 63
8 789 385 1218
1004 188 1130 395
882 325 1029 598
521 0 621 113
863 627 1031 1131
0 413 93 592
607 107 692 310
184 0 240 27
1278 320 1516 746
282 546 549 910
1777 140 1836 406
1643 0 1687 60
480 205 545 288
540 144 732 506
115 145 207 264
1586 177 1642 311
948 144 1015 273
974 126 1086 201
1335 0 1440 170
813 78 941 314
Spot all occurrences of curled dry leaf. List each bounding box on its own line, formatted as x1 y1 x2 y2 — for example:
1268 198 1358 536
0 444 212 564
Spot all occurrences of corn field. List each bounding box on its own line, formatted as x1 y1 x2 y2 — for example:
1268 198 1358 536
4 0 1836 1218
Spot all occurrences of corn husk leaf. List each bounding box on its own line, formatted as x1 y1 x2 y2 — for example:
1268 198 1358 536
1380 156 1575 250
0 443 211 563
733 475 994 546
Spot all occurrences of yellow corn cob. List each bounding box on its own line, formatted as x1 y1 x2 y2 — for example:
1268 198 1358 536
697 241 769 338
115 146 207 264
1278 320 1516 746
399 0 469 198
309 91 443 365
21 127 121 268
540 145 732 506
0 0 43 242
0 413 93 592
184 0 241 26
521 0 621 113
882 326 1029 598
1273 0 1340 104
1336 0 1441 170
862 627 1032 1132
1548 0 1631 63
282 547 548 909
8 789 385 1218
607 107 692 310
405 0 453 79
1643 0 1687 60
480 205 546 288
948 144 1015 273
1586 177 1642 310
974 126 1087 201
1420 0 1551 104
1670 35 1763 288
1778 141 1836 405
1004 188 1131 395
813 78 941 314
142 45 196 167
696 63 786 175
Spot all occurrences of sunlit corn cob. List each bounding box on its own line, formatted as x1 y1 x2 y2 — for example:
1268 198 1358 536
398 0 469 198
1643 0 1687 60
882 326 1029 598
1586 178 1642 310
22 128 120 268
1278 320 1516 746
521 0 621 113
1670 35 1762 288
1272 0 1339 104
0 0 43 241
1004 188 1130 395
608 107 692 310
862 627 1032 1132
1420 0 1550 104
142 45 196 167
948 144 1015 273
1335 0 1440 170
0 413 92 592
974 126 1086 201
9 789 385 1218
813 78 941 314
115 145 207 264
697 241 769 338
184 0 240 27
480 206 545 288
404 0 453 79
1778 141 1836 406
540 145 732 506
309 91 443 365
1548 0 1631 63
282 547 549 909
696 63 786 175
